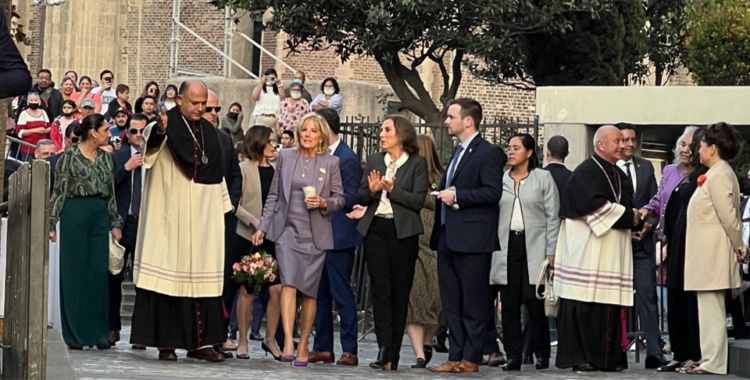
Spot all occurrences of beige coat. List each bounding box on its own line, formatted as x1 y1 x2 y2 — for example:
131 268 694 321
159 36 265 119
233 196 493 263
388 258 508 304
685 160 746 291
235 160 275 241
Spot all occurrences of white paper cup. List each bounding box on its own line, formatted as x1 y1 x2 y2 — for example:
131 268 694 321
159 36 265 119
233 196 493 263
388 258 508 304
303 186 316 208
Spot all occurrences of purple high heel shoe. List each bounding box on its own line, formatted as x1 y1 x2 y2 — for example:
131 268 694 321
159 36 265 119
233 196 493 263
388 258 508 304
280 355 295 362
293 359 309 367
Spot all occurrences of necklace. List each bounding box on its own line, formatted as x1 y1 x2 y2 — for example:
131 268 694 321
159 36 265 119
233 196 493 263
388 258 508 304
591 156 621 203
300 156 315 178
181 115 208 164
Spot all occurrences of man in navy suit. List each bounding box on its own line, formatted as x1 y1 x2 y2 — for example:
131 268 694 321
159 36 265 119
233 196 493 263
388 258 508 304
616 124 667 369
204 90 243 355
429 98 506 374
308 108 362 366
111 113 149 346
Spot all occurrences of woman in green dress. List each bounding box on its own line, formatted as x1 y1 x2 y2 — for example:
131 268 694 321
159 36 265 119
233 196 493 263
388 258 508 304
49 113 123 350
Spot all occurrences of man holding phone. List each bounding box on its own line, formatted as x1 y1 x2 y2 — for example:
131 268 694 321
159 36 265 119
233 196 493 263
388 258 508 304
111 113 149 347
93 70 117 116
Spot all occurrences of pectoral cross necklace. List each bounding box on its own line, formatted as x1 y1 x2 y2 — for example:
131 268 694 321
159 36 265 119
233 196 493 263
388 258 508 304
181 115 208 164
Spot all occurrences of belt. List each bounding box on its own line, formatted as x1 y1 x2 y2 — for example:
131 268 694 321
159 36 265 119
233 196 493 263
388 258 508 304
375 214 394 219
511 230 525 236
126 215 139 223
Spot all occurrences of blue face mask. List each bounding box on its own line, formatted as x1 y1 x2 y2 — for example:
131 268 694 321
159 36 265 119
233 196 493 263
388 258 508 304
292 79 303 85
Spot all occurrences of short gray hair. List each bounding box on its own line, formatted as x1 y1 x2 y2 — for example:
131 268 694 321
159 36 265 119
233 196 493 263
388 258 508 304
36 139 55 149
673 126 699 165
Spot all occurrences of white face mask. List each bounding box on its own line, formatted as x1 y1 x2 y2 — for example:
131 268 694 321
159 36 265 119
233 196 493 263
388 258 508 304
324 87 334 96
290 91 302 100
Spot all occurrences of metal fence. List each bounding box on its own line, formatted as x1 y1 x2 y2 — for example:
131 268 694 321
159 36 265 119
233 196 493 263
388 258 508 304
2 161 50 380
5 136 36 163
339 116 540 165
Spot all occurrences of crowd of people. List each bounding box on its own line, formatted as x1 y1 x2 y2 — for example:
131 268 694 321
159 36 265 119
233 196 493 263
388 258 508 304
3 58 750 376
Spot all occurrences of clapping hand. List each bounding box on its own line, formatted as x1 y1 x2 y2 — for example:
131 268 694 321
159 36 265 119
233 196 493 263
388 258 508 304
368 170 383 195
346 204 367 220
381 177 395 193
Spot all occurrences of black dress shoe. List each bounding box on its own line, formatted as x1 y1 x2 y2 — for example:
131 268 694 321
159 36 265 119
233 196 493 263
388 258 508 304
249 332 264 341
536 358 549 370
432 336 448 353
412 358 426 368
488 352 507 367
645 354 669 369
523 356 533 365
187 347 225 362
423 345 433 365
214 344 233 359
502 359 521 371
159 349 177 361
67 343 83 350
573 363 597 372
96 343 111 350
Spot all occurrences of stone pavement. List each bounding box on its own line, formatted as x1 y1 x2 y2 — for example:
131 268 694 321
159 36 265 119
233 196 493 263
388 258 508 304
52 324 740 380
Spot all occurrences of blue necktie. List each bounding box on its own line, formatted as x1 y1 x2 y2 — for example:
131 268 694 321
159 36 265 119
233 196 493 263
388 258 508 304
131 166 142 215
441 145 464 225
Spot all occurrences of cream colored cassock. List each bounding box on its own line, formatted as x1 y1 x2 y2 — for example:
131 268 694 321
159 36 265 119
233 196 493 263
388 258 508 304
132 122 232 298
554 201 634 307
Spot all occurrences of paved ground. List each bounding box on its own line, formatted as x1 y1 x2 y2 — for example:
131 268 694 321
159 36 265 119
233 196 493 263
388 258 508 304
49 323 744 380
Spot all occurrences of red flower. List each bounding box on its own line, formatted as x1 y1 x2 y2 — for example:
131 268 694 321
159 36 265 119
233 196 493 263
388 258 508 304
697 174 707 187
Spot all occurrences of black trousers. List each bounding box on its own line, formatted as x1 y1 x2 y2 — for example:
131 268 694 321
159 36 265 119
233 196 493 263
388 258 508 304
108 219 138 331
437 226 493 363
364 217 419 365
667 287 701 362
222 214 239 332
499 233 550 361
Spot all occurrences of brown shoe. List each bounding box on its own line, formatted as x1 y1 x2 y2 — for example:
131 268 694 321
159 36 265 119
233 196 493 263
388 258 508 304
187 347 225 362
337 352 359 366
453 360 479 373
132 344 147 350
488 352 507 367
428 360 461 373
308 351 335 364
158 349 177 361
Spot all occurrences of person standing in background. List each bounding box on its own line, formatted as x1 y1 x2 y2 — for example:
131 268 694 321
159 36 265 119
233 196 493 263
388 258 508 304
221 102 245 146
251 68 285 128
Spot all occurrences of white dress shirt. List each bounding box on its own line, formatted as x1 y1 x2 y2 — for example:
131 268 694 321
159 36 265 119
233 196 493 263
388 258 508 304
375 152 409 217
328 138 341 156
617 158 637 192
128 145 146 215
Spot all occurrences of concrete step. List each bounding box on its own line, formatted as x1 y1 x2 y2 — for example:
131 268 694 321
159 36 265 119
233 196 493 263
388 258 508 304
729 340 750 378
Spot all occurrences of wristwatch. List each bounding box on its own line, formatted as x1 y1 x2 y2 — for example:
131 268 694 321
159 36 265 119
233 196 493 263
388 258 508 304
450 187 459 211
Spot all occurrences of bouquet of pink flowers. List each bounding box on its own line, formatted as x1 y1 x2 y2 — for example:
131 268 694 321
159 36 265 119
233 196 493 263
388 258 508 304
232 251 279 294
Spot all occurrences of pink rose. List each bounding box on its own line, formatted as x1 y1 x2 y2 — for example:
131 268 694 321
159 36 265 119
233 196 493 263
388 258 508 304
257 261 265 269
242 265 250 273
232 263 240 272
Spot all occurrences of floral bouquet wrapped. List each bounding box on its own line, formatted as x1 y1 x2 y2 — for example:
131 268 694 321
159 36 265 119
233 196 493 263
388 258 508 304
232 251 279 294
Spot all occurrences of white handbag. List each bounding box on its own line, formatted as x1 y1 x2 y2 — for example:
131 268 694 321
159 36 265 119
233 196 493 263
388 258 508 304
108 233 126 275
535 258 559 318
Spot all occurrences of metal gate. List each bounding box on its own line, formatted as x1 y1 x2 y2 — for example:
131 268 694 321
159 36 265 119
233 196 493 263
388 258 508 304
1 161 50 380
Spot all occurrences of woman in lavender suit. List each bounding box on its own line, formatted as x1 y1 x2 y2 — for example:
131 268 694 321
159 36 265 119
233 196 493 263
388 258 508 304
638 126 700 372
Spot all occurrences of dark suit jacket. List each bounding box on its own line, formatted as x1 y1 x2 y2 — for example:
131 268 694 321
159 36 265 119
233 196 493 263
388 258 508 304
332 141 363 250
46 154 62 193
631 155 658 256
258 149 345 251
430 135 506 253
357 152 430 240
218 129 242 210
543 162 572 197
112 147 135 222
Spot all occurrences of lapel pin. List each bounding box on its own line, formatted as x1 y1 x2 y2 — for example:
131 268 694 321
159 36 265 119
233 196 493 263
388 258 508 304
320 168 326 174
318 177 324 182
469 148 473 153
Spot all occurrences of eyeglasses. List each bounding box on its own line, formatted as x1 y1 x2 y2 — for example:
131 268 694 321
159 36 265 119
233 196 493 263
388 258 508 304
129 128 144 135
206 106 221 113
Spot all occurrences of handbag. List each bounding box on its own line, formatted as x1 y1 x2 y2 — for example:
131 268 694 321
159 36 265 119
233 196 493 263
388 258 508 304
108 232 126 275
535 258 559 318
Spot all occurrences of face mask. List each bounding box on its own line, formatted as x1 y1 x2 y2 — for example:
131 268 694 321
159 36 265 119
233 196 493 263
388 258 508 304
292 79 304 85
63 111 74 117
227 112 238 119
324 87 334 96
28 103 40 110
290 91 302 100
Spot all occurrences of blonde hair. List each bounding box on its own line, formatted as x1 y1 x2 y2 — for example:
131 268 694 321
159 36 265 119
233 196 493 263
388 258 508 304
294 113 331 155
417 135 444 183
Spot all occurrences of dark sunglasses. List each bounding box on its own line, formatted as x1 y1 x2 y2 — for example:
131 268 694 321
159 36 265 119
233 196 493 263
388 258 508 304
129 128 144 135
103 77 113 82
206 106 221 113
70 136 80 143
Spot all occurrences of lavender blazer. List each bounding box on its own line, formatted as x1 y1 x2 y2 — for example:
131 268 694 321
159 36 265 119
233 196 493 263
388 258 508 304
643 164 687 240
258 148 345 251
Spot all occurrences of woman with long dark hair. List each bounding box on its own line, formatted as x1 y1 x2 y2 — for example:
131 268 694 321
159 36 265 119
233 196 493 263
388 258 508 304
357 116 430 371
251 68 285 128
51 100 79 152
490 133 559 371
49 113 123 350
71 76 101 115
135 81 160 113
158 84 178 111
405 135 444 368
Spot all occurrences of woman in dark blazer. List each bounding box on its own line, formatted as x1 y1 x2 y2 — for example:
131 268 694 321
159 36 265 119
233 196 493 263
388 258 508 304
489 133 559 371
357 115 430 371
252 113 345 366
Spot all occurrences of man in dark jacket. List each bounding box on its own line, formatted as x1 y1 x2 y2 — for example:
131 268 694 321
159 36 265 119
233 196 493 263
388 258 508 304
32 69 63 120
0 6 31 99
